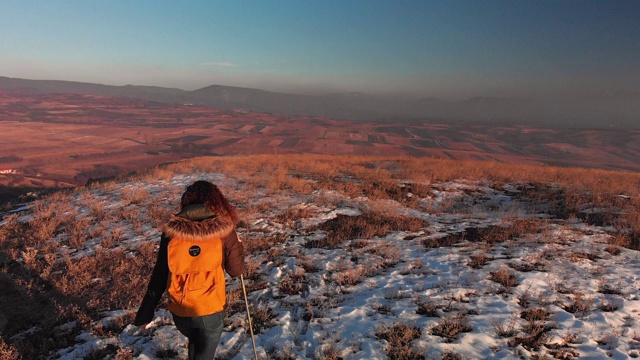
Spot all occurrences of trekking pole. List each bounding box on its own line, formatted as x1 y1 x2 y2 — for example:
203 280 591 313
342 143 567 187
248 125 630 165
241 272 259 360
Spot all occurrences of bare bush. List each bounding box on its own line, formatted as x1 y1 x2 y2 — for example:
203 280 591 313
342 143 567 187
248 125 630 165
430 313 472 341
604 243 621 255
275 206 315 224
66 218 91 249
415 296 440 317
244 233 288 254
599 298 620 312
315 341 343 360
310 212 428 249
333 266 365 286
279 268 306 295
120 186 149 205
597 279 623 295
441 350 464 360
243 255 263 281
297 254 320 273
562 293 593 316
371 301 393 315
489 267 519 289
520 307 551 322
28 215 62 246
94 311 136 336
247 303 277 335
508 321 551 351
375 322 424 360
467 251 490 268
490 316 518 338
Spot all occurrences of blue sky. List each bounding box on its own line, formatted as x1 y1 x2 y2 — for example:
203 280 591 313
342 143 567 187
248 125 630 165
1 0 638 99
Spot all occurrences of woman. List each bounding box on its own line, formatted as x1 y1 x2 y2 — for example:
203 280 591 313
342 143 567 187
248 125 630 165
135 180 245 359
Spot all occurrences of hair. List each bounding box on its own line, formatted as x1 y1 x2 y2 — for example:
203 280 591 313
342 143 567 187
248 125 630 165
180 180 239 223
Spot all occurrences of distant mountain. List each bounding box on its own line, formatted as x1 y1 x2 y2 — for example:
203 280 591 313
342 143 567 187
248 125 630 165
1 76 638 129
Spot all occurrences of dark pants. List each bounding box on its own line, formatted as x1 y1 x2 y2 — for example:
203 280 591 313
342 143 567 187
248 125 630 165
172 311 224 360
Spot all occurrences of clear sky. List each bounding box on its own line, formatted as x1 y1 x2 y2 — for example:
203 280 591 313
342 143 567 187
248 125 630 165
1 0 638 100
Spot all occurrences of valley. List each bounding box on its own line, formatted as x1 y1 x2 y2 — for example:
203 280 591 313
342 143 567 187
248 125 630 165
1 92 638 200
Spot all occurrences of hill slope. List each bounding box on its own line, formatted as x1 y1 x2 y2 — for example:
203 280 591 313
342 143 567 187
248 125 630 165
1 155 639 359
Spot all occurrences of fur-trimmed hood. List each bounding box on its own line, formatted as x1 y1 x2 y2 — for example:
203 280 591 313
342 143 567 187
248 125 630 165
163 203 235 241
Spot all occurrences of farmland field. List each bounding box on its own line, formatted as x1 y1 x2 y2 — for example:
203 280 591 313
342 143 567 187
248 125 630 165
1 92 639 196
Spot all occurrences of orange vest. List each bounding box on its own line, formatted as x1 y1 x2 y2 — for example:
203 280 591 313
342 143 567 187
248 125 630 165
166 235 226 317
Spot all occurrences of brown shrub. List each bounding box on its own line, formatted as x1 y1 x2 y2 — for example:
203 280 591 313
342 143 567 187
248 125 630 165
415 296 440 317
508 259 548 273
599 298 620 312
332 266 365 286
53 243 156 318
375 322 424 360
278 269 306 295
597 279 623 295
371 301 393 315
310 212 428 249
489 267 519 289
430 313 472 342
275 206 315 224
247 303 277 335
120 187 149 205
297 254 321 273
468 251 490 268
509 321 551 351
424 219 546 249
442 350 464 360
604 244 621 255
520 307 551 322
243 255 263 281
562 293 593 315
490 317 518 338
243 233 288 254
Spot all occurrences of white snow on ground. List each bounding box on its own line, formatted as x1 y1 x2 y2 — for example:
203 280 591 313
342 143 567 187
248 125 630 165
6 170 640 359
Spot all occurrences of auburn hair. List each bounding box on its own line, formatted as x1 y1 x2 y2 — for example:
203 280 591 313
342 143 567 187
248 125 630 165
180 180 239 223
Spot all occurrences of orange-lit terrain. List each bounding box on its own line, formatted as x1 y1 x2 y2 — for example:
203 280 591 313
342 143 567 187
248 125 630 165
1 92 639 190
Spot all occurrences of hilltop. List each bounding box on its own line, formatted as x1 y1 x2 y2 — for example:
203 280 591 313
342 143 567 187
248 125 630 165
0 155 639 359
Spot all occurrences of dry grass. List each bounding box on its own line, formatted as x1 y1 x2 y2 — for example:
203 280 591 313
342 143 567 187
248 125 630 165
520 307 552 322
415 296 441 317
509 321 552 351
247 303 277 335
467 250 490 268
278 268 306 295
371 301 393 315
429 313 473 342
599 298 621 312
491 316 518 338
597 279 623 295
489 266 520 289
375 322 425 360
133 155 640 249
441 350 464 360
309 212 429 249
562 292 594 316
